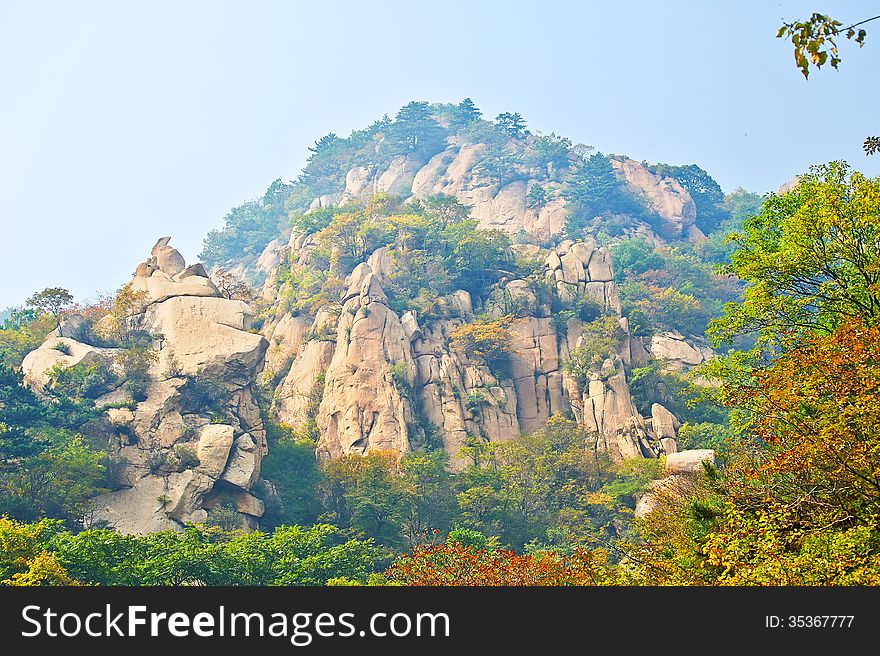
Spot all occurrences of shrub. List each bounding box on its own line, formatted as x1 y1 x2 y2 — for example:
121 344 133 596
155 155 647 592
389 362 412 395
116 346 157 403
562 316 623 387
48 360 119 399
51 342 71 355
179 375 226 414
450 316 514 364
465 390 487 414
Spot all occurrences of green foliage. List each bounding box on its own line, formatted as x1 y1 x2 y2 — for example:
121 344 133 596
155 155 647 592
465 390 487 414
44 523 382 586
627 361 727 424
611 239 741 336
692 188 764 265
562 316 623 387
2 431 106 524
529 133 572 173
179 375 227 415
301 194 512 309
388 361 412 394
676 422 732 453
0 306 57 368
456 416 650 549
446 526 496 550
48 359 119 400
116 346 157 402
258 422 322 529
201 179 301 269
318 450 456 551
708 161 880 347
495 112 528 139
25 288 73 319
387 101 449 156
562 153 652 237
609 237 664 283
449 97 482 129
290 206 336 235
527 184 548 208
777 13 868 78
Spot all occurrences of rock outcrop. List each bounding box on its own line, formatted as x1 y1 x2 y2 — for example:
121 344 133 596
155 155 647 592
610 158 704 242
22 337 120 391
641 331 714 372
314 263 416 459
634 448 717 519
23 238 270 535
319 137 702 243
270 237 670 465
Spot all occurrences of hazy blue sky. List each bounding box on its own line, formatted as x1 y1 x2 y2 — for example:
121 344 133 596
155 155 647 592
1 1 878 309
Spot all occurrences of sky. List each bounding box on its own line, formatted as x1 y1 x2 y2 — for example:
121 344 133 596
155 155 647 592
1 0 878 309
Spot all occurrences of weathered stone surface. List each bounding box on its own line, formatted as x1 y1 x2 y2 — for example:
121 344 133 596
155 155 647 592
195 424 235 478
142 296 267 380
256 239 283 274
345 166 373 197
230 489 265 517
131 269 220 304
176 262 209 279
634 475 691 519
262 313 312 378
274 338 335 427
220 433 259 489
413 312 519 467
154 245 187 276
21 337 119 391
366 247 394 283
642 332 713 371
666 449 716 474
165 468 216 521
91 476 180 535
51 314 87 340
651 403 680 455
401 310 422 342
508 317 564 433
70 238 269 534
376 154 424 195
610 158 702 241
315 263 415 459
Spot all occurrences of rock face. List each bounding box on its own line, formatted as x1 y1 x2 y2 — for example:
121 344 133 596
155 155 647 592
610 158 704 242
666 449 716 475
650 403 680 455
25 238 271 535
315 263 416 459
22 337 120 391
641 332 714 371
271 237 674 466
319 137 702 243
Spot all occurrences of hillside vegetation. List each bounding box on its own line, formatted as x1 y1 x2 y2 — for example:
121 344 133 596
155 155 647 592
3 101 878 585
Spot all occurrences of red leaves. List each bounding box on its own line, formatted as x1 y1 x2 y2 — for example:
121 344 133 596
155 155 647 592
386 543 611 586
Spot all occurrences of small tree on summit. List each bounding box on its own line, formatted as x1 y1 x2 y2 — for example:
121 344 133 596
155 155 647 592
451 98 482 127
495 112 529 139
389 101 448 155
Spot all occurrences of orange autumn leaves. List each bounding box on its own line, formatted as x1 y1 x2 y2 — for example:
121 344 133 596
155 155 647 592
731 321 880 527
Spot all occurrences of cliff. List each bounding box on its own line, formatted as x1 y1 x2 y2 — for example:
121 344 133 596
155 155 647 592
19 102 725 533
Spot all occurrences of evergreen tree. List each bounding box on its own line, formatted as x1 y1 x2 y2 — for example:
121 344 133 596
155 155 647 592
388 101 448 155
495 112 528 139
451 97 482 127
